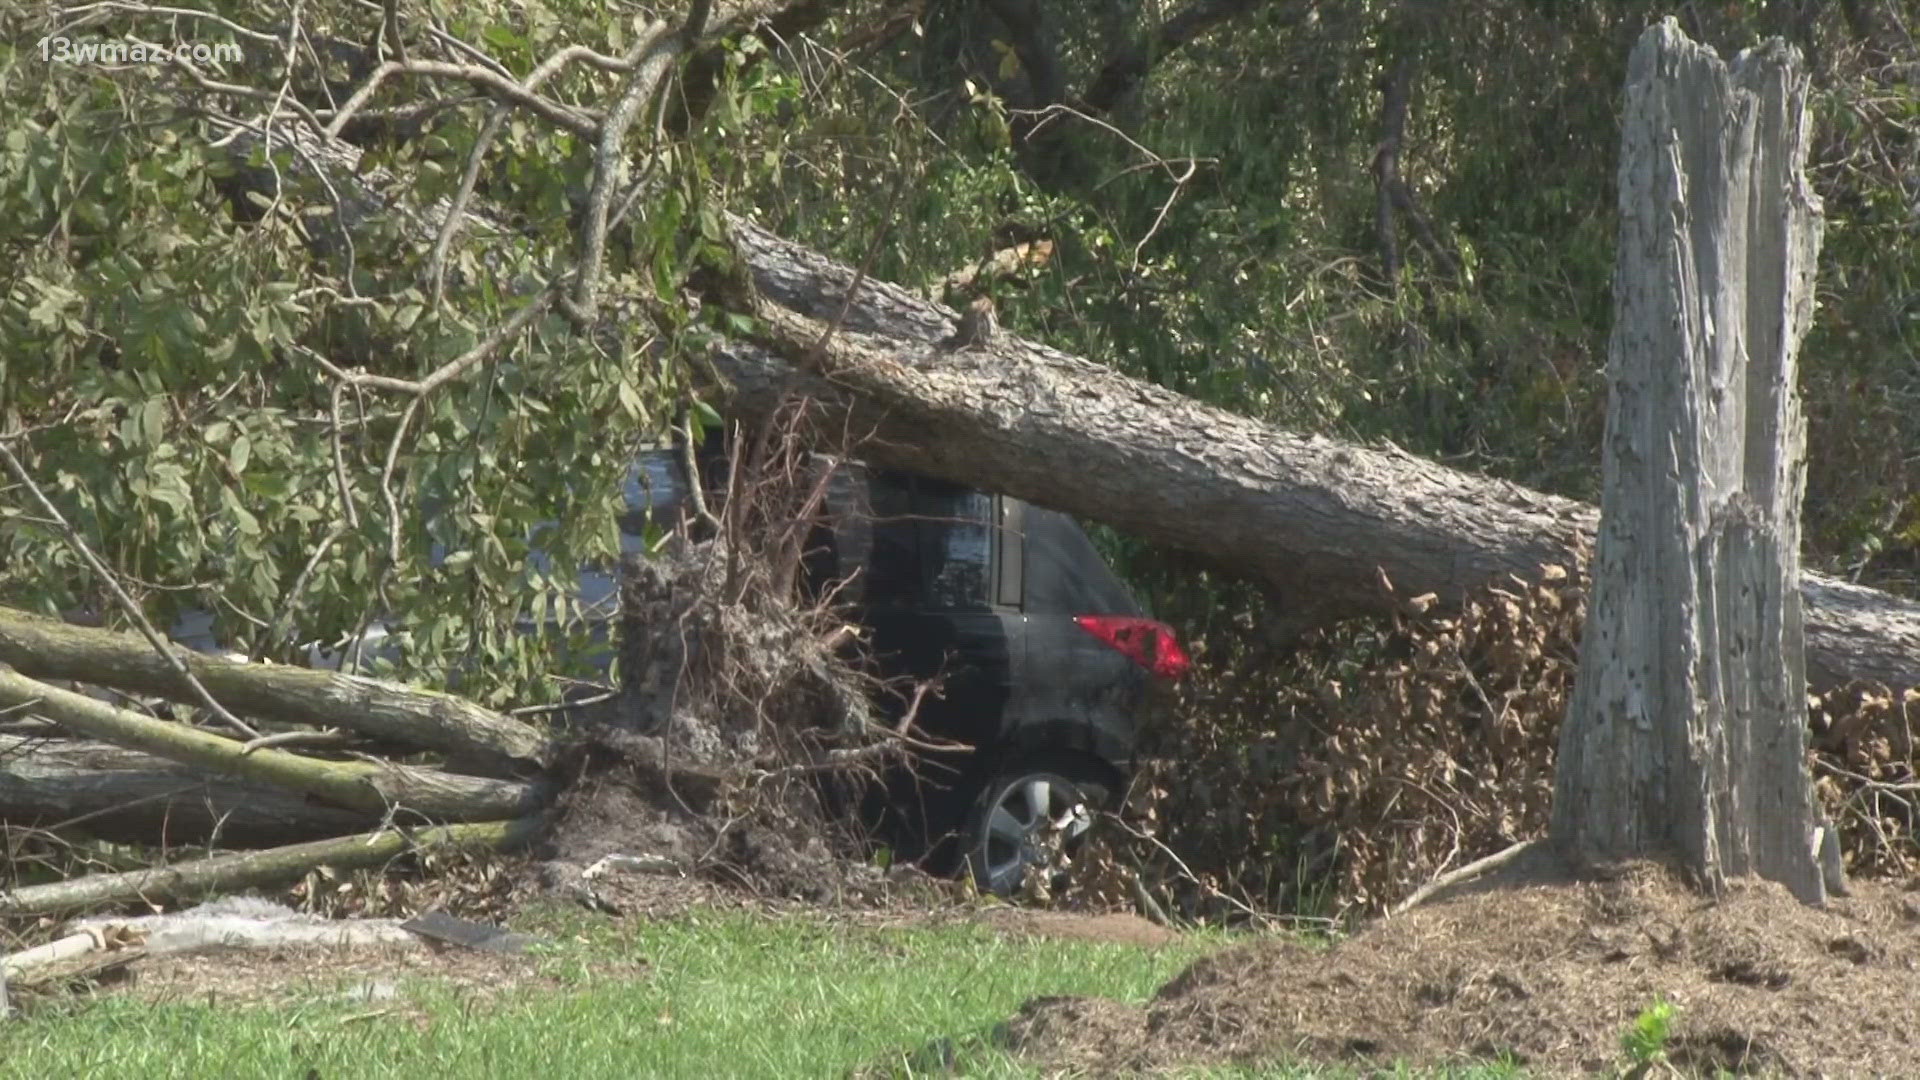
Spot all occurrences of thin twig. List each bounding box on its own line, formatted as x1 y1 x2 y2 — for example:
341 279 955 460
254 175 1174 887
305 286 556 396
678 407 723 532
56 1 283 43
378 397 421 569
239 728 351 754
508 691 616 718
1391 838 1537 917
1105 815 1330 930
1815 755 1920 794
323 59 597 140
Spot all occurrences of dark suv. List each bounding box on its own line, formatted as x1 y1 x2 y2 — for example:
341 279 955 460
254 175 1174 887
792 462 1190 893
169 441 1187 894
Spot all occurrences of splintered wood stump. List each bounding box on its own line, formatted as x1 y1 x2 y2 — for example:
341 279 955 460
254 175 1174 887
1550 20 1840 903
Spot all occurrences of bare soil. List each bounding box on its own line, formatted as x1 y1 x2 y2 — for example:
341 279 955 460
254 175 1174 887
976 907 1180 949
1000 849 1920 1076
117 942 587 1008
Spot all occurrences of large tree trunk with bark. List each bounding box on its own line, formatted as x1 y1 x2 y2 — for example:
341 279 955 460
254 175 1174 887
195 110 1920 697
705 219 1920 693
1549 21 1841 902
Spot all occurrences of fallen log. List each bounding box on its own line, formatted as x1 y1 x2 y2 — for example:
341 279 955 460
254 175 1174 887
66 898 425 956
0 606 554 770
0 736 378 845
707 217 1920 693
192 115 1920 694
0 670 548 822
0 816 545 916
0 932 115 983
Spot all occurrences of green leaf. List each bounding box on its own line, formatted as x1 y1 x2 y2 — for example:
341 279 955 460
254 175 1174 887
139 397 167 446
616 379 644 420
228 433 252 474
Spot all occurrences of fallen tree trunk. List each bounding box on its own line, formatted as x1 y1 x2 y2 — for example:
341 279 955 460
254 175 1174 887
705 217 1920 693
0 669 547 822
196 117 1920 695
0 736 379 845
0 606 553 770
0 816 545 917
67 898 427 957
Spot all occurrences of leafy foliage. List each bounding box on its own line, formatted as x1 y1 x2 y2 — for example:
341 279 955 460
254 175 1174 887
1621 995 1677 1070
1 0 1914 904
1 0 694 706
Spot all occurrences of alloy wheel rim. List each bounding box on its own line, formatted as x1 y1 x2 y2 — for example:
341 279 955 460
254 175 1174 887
979 776 1093 895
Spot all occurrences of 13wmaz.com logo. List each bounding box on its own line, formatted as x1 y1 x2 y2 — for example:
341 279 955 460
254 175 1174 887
39 37 243 66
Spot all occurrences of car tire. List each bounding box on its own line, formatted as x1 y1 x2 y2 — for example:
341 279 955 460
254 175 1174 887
962 754 1119 898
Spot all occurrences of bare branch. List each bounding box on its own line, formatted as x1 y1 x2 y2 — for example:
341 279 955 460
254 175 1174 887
569 20 681 321
1390 839 1536 916
430 45 640 305
55 1 282 44
302 287 557 396
679 407 723 533
323 59 598 140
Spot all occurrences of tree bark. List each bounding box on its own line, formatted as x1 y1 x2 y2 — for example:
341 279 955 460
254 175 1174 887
0 736 379 845
0 606 553 771
0 669 547 822
1549 21 1838 902
195 112 1920 697
0 816 545 917
706 216 1920 693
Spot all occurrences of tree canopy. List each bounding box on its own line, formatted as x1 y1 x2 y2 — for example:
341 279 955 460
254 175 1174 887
3 0 1914 711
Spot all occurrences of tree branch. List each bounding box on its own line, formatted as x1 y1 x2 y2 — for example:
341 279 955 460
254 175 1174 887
1081 0 1284 115
0 816 546 917
0 440 261 741
0 606 556 769
0 668 545 821
322 59 598 140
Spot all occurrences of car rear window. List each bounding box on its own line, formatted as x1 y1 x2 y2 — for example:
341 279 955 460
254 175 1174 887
1022 506 1142 615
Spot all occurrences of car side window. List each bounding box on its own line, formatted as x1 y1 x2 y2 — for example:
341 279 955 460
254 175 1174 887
915 481 992 610
995 496 1024 609
864 471 920 606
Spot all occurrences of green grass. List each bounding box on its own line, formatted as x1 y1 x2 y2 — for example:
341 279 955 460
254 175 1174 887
0 905 1530 1078
0 905 1220 1079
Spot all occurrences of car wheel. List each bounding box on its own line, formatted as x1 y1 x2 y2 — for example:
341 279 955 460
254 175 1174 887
963 756 1117 898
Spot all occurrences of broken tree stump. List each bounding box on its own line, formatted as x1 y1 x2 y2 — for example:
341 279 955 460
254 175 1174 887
1550 20 1840 903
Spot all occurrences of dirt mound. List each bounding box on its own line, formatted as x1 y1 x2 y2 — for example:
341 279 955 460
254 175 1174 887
536 753 890 908
1002 852 1920 1076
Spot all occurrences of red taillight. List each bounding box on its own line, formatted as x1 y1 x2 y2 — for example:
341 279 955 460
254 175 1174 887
1073 615 1191 681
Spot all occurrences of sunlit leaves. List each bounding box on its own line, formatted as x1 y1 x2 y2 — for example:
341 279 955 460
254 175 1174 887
0 0 685 706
